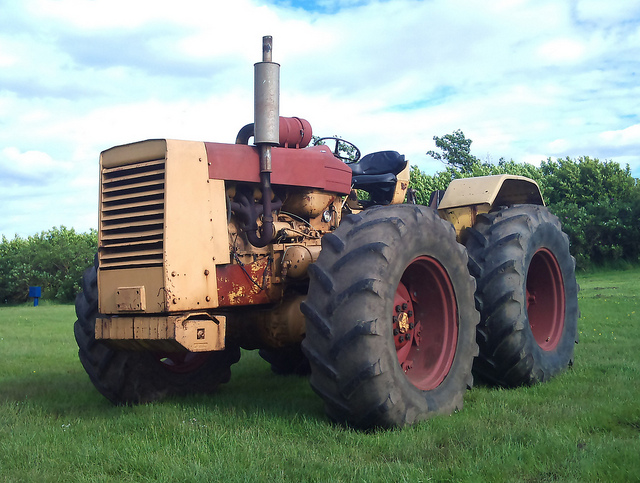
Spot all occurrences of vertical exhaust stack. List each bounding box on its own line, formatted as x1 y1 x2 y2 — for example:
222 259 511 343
250 35 280 247
254 36 280 158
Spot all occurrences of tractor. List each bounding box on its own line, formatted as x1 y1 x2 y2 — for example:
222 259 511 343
74 36 578 429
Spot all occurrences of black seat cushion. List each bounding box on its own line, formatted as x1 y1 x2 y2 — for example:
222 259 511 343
351 173 397 189
348 151 406 176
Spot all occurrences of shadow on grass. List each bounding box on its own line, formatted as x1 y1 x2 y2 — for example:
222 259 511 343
178 352 325 422
0 370 114 417
1 352 325 423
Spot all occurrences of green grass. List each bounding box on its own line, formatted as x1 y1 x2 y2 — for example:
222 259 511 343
1 269 639 482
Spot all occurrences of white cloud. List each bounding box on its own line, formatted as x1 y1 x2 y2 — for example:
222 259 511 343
0 147 72 180
537 38 587 64
599 124 640 146
547 139 571 153
0 50 17 67
521 154 547 166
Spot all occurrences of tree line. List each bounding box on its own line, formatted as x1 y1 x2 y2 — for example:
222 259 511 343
1 131 638 302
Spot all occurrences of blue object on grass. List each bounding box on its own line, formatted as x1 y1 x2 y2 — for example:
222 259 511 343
29 286 41 306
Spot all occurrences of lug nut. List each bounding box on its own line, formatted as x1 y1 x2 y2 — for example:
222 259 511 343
405 333 411 341
409 323 414 330
392 315 398 324
407 310 413 318
398 335 404 343
402 303 408 310
395 305 402 313
393 328 399 336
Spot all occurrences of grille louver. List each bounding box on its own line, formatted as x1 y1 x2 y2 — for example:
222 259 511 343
100 158 165 269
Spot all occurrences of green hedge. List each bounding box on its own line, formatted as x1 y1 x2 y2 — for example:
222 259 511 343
0 227 97 304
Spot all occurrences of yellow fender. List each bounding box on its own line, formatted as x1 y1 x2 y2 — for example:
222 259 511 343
436 175 544 240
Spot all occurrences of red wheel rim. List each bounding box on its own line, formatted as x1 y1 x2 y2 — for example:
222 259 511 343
527 248 565 351
157 352 210 374
393 256 458 391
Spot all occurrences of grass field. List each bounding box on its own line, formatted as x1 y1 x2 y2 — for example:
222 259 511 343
1 269 639 482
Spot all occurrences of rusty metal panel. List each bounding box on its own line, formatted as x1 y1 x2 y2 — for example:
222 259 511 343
95 314 224 352
163 140 230 311
216 257 283 306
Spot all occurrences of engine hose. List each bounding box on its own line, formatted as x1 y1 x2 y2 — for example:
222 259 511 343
246 172 274 248
229 182 282 248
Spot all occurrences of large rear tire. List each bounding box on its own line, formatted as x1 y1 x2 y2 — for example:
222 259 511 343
301 205 479 429
74 257 240 404
465 205 579 386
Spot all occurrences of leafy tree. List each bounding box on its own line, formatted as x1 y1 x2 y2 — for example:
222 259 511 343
427 129 480 174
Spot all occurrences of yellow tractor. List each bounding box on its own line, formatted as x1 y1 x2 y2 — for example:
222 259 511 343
75 37 578 429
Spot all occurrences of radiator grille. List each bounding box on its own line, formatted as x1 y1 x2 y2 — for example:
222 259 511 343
100 158 165 269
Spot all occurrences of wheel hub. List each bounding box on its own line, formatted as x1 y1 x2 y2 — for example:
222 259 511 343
397 312 410 334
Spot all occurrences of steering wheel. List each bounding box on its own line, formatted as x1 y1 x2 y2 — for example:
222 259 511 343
314 136 361 163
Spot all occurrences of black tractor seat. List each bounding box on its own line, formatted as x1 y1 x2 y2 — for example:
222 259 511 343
348 151 407 205
348 151 406 176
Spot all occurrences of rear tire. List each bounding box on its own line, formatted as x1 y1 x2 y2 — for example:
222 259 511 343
301 205 479 429
465 205 579 386
74 256 240 404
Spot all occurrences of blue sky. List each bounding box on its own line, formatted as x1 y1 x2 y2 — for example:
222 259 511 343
1 0 639 238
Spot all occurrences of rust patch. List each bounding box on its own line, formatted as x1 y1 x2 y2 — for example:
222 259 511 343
216 257 282 306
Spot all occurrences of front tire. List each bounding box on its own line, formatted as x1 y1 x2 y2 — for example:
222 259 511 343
465 205 579 386
301 205 479 429
74 257 240 404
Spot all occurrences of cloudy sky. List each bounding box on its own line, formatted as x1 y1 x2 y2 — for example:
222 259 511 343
1 0 639 238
